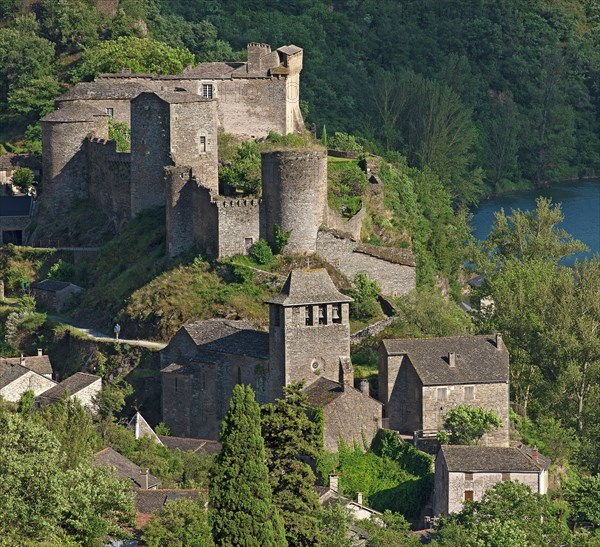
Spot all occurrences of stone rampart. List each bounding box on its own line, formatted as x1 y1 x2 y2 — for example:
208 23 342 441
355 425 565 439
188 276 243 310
165 166 196 257
324 204 365 241
214 197 262 258
86 138 131 230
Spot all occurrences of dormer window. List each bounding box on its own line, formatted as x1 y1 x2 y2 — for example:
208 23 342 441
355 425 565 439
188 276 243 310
332 303 342 324
202 84 213 99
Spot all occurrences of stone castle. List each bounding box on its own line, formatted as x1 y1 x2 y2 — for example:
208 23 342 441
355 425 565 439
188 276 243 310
36 42 416 295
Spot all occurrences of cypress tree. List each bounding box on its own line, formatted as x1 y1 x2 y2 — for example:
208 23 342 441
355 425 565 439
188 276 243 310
261 382 324 546
210 384 286 546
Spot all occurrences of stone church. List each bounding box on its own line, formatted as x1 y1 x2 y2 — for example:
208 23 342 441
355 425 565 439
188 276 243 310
160 268 382 449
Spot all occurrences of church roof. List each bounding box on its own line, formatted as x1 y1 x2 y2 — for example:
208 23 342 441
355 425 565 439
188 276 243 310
182 319 269 360
266 269 353 307
440 445 550 473
303 377 345 407
381 335 509 386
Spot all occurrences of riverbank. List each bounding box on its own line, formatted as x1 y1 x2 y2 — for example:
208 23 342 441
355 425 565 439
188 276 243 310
482 175 600 199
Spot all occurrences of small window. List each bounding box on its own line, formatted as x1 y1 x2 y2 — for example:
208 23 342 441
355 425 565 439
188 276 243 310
436 387 447 401
106 107 114 117
202 84 213 99
332 303 342 324
199 136 206 153
174 377 178 392
318 305 327 325
464 472 473 481
502 472 510 481
464 490 474 502
237 366 242 385
464 386 475 400
305 306 313 326
244 237 253 251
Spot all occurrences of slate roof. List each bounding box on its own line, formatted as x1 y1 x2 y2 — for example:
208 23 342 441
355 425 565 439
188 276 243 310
266 269 353 306
158 435 222 455
40 103 108 122
183 62 245 79
381 335 509 385
37 372 100 402
0 361 30 388
57 81 150 101
94 447 161 489
182 319 269 360
151 91 213 104
303 377 345 407
278 45 302 56
440 445 550 473
0 354 53 377
0 153 40 171
31 279 73 292
354 244 416 267
135 489 204 515
0 196 32 217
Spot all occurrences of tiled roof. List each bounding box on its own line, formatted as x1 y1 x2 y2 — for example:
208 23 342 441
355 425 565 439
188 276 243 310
0 354 52 377
135 489 205 515
266 269 353 306
183 62 244 79
0 196 32 217
0 361 30 388
57 81 150 101
303 377 345 407
38 372 100 402
440 445 550 473
31 279 73 292
182 319 269 360
41 103 108 122
381 335 509 385
0 153 40 171
94 447 160 489
158 435 222 455
277 45 302 56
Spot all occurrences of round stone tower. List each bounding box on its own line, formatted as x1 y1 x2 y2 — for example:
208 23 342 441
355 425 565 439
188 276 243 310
261 149 327 254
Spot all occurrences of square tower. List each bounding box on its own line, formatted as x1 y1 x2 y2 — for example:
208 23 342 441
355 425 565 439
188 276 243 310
267 269 353 394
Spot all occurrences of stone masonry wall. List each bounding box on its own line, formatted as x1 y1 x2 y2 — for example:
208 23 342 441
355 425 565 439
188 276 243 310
86 138 132 230
130 94 171 215
422 382 510 447
324 206 365 241
262 150 327 254
216 198 261 257
316 230 416 296
165 166 196 257
73 378 102 412
322 388 382 451
56 99 132 126
192 185 219 258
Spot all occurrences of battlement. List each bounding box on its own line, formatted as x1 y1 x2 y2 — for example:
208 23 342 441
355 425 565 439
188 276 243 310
214 197 262 209
86 138 131 163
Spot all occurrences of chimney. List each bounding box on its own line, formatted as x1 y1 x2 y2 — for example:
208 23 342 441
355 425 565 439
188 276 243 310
532 446 539 463
141 468 149 490
20 353 24 365
448 352 456 367
360 379 370 396
37 348 43 357
339 357 354 391
329 473 339 493
356 492 363 505
495 332 503 349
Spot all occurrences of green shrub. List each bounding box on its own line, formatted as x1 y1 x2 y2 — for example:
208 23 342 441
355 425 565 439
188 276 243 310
272 224 291 255
249 239 273 266
11 167 35 193
328 132 363 153
349 272 380 321
108 118 131 152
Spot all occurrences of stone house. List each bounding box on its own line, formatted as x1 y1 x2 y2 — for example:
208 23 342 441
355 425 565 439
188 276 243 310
0 153 40 186
31 279 84 312
434 445 550 516
0 361 56 402
0 196 32 245
378 334 510 447
0 349 54 379
161 268 382 449
35 371 101 412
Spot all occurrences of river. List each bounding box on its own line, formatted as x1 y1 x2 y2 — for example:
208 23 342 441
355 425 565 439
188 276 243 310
471 180 600 266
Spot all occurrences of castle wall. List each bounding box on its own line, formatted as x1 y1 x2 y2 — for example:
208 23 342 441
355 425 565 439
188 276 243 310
86 138 132 230
165 166 196 257
215 198 261 257
41 117 108 211
262 150 327 253
130 94 172 215
56 98 132 126
170 100 218 193
316 231 416 296
192 185 219 258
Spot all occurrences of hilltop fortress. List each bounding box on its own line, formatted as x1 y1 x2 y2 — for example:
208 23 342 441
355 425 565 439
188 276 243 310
36 43 416 295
